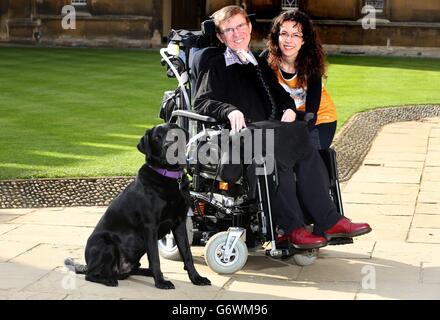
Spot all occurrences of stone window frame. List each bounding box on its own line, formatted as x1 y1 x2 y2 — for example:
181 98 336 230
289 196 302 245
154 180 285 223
70 0 91 16
359 0 390 21
281 0 300 11
71 0 88 6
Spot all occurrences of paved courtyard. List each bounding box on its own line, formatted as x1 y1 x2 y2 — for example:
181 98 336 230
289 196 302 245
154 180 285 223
0 118 439 300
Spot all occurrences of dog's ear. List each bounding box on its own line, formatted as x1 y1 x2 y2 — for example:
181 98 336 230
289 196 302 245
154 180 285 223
137 129 153 156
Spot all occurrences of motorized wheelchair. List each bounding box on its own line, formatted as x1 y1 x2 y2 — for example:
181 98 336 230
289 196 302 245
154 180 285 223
156 20 353 274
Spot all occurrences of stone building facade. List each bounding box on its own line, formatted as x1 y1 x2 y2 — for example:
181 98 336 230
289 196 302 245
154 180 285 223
0 0 439 51
0 0 194 47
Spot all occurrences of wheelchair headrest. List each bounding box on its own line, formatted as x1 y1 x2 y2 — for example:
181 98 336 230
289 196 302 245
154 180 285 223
167 19 220 50
167 13 256 50
201 19 216 39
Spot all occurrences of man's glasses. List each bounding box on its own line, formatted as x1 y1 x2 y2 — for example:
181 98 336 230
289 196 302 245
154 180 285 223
279 32 303 40
219 22 248 36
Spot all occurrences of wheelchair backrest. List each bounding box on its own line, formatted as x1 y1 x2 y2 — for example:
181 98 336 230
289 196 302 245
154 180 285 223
189 47 224 99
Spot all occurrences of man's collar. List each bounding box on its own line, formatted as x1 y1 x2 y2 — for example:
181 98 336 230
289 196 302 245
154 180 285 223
224 47 256 67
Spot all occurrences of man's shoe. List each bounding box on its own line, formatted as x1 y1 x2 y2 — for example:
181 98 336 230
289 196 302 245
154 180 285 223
289 227 327 249
325 217 371 240
275 233 289 242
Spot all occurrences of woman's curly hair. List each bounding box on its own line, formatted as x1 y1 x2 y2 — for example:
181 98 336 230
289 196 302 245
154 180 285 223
267 10 326 88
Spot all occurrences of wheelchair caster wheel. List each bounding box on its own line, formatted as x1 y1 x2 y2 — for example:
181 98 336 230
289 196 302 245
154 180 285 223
204 231 248 274
158 217 193 261
293 249 318 266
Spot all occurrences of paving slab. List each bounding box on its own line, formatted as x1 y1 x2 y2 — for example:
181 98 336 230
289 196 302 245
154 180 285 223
356 282 440 300
407 228 440 244
421 262 440 284
10 243 83 270
318 240 376 260
349 166 422 184
215 276 359 300
418 189 440 203
23 266 223 300
342 193 416 205
0 290 67 300
342 203 415 217
0 208 38 216
0 240 40 262
421 167 440 181
425 151 440 166
372 241 440 264
0 215 22 223
342 182 419 195
296 258 371 283
0 224 93 246
0 224 21 236
0 262 50 291
236 254 303 281
365 152 426 162
412 214 440 229
2 118 440 300
10 207 103 227
415 203 440 215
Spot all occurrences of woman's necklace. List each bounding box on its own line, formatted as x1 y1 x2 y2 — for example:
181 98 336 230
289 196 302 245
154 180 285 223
279 60 296 80
279 59 296 74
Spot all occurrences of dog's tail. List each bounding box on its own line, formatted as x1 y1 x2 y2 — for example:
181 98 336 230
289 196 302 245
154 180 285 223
64 258 88 274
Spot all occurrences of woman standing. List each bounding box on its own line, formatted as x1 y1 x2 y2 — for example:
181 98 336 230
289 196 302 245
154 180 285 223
265 10 337 149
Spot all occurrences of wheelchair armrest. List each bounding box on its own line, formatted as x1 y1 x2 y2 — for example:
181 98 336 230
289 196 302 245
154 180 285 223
171 110 219 123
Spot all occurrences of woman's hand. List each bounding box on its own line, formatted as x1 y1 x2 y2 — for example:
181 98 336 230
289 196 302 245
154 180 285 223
228 110 247 133
281 109 296 122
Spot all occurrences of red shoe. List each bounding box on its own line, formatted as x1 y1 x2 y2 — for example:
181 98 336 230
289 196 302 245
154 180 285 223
277 227 327 249
275 233 289 242
325 217 371 240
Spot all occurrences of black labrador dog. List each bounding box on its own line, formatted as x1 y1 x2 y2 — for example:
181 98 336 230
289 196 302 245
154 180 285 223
65 123 211 289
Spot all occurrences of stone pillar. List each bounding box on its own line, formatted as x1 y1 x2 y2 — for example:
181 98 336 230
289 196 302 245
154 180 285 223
162 0 172 38
0 0 10 41
71 0 92 17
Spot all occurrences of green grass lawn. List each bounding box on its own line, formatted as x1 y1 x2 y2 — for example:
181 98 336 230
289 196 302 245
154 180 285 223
1 47 439 180
0 47 174 179
326 55 440 130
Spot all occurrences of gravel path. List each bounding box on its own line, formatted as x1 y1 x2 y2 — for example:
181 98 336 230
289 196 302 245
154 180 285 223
1 104 439 209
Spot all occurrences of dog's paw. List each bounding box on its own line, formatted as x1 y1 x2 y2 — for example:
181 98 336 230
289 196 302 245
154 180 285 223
155 280 175 290
86 275 118 287
103 278 119 287
191 275 211 286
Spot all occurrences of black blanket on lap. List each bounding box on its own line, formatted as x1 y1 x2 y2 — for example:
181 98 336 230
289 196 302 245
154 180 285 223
219 120 313 183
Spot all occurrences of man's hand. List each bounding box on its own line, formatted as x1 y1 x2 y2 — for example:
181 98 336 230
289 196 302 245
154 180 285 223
228 110 246 133
281 109 296 122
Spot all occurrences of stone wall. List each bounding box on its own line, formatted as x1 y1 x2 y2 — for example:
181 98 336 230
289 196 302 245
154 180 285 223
389 0 440 22
314 22 440 48
1 0 160 47
1 0 439 50
210 0 440 49
39 15 153 48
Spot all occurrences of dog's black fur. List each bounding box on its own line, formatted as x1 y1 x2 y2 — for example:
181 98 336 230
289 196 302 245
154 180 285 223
65 123 210 289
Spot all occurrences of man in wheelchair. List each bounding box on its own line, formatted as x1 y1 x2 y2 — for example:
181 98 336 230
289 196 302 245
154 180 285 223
192 5 371 250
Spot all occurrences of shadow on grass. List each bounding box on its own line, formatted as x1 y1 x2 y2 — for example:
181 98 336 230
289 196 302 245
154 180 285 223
0 123 158 180
0 47 173 180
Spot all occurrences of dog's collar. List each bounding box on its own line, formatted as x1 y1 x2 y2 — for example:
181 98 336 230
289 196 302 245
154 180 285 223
148 165 183 180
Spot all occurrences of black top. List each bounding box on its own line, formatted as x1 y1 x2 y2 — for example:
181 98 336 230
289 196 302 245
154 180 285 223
193 53 296 124
259 49 322 129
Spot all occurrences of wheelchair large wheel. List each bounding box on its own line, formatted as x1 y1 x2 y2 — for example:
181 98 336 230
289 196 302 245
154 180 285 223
204 231 248 274
158 217 193 261
293 249 318 266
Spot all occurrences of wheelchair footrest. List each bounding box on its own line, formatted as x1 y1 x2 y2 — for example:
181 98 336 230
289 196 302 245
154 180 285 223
328 237 354 245
265 241 307 259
